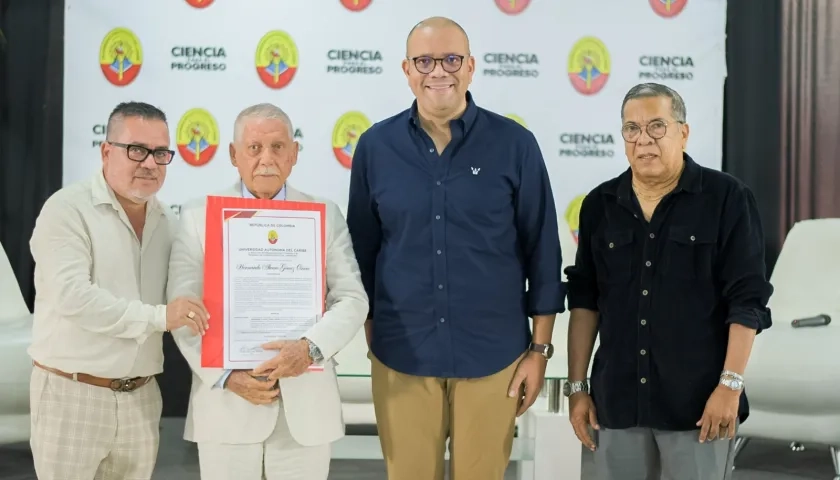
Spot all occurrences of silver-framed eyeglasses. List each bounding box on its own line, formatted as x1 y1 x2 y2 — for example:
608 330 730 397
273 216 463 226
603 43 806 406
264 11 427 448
108 141 175 165
409 54 465 74
621 120 684 143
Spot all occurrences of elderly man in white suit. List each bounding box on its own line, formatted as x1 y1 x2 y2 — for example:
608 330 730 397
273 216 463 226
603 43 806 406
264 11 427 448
167 103 369 480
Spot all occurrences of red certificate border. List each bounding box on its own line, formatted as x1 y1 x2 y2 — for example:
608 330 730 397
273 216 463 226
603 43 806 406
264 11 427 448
201 195 327 368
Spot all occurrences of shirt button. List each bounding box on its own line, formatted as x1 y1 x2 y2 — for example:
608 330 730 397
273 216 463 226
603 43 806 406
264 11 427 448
645 261 651 267
640 319 647 325
649 233 655 239
640 378 647 384
436 250 442 255
435 215 441 220
608 242 615 248
429 148 434 153
640 349 647 355
438 284 443 290
436 181 441 186
690 235 696 241
642 289 648 296
440 317 445 323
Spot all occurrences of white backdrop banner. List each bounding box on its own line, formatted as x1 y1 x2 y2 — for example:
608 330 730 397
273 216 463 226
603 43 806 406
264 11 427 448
63 0 727 246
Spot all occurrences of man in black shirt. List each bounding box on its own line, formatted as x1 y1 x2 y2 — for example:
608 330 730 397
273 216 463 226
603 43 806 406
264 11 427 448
564 83 773 480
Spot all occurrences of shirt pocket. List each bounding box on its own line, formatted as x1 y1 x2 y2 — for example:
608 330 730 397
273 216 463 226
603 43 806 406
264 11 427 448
663 226 716 280
592 229 634 284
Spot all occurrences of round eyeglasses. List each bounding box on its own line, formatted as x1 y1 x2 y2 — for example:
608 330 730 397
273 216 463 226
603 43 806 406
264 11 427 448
108 141 175 165
621 120 684 143
410 55 465 74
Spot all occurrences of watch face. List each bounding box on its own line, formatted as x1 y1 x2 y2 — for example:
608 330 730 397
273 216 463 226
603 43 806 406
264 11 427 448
562 381 571 396
546 344 555 358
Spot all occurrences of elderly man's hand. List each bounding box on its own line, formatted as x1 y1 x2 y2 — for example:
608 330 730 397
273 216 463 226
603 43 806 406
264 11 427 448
251 339 312 381
225 371 279 405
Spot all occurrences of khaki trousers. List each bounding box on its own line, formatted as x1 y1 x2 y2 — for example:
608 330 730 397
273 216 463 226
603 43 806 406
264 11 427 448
371 353 522 480
29 366 163 480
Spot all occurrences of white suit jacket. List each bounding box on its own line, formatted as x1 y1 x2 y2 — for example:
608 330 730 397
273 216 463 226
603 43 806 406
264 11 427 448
166 183 368 446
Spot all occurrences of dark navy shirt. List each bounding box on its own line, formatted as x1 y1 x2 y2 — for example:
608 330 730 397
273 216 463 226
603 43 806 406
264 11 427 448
565 154 773 431
347 93 565 379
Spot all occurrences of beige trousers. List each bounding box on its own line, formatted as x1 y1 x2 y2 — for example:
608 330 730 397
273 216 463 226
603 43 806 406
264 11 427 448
196 404 331 480
29 366 163 480
371 353 523 480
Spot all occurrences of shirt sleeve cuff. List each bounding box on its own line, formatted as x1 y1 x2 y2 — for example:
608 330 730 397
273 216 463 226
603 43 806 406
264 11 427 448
527 281 567 316
154 304 168 332
213 370 232 389
566 284 599 311
725 306 771 333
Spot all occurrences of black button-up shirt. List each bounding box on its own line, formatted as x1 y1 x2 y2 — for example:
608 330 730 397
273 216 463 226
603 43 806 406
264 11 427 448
565 154 773 431
347 93 565 379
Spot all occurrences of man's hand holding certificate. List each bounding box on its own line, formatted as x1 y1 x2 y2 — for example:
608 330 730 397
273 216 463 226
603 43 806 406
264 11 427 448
252 339 313 380
201 195 326 373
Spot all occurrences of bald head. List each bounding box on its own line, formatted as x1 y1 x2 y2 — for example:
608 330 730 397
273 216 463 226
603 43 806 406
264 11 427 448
406 16 470 56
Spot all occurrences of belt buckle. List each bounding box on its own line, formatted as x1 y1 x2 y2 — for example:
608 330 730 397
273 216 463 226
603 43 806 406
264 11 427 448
110 378 138 392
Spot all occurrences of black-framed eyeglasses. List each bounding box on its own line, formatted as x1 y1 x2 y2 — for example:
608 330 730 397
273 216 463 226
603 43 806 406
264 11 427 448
108 141 175 165
621 120 684 143
409 54 465 74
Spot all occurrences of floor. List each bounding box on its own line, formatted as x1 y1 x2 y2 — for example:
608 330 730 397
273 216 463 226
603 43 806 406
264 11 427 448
1 419 837 479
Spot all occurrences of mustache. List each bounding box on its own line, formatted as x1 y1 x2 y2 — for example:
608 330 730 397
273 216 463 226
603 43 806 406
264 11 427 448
134 168 159 179
254 167 279 176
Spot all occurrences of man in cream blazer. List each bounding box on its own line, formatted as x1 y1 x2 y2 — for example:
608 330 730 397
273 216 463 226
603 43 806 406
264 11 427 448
167 103 368 480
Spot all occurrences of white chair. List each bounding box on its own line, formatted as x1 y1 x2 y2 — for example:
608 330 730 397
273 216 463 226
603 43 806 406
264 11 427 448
734 218 840 478
0 242 34 444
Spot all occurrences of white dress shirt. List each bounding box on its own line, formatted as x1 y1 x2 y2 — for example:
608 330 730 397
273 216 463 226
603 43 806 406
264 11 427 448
27 170 175 378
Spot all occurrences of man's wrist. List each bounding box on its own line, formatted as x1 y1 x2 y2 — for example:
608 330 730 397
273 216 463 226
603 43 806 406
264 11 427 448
302 337 324 365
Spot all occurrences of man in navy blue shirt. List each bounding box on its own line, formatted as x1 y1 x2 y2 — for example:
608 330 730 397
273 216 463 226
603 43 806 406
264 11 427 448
347 16 565 480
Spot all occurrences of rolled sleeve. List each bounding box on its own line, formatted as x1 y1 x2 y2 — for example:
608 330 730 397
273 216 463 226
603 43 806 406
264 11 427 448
718 186 773 332
515 131 565 315
564 192 600 311
346 132 381 318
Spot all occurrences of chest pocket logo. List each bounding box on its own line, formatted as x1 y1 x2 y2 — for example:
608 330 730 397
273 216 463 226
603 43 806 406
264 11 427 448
593 229 634 284
471 167 481 175
663 226 716 280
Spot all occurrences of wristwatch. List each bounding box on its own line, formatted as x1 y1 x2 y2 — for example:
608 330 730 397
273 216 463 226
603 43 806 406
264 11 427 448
563 380 589 397
303 337 324 364
719 370 744 391
529 343 554 359
563 381 589 398
719 377 744 391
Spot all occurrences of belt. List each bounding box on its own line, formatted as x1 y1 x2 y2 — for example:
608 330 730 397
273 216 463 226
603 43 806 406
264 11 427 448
33 361 152 392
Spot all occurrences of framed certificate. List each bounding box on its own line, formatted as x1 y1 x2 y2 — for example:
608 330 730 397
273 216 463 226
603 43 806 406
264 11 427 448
201 195 326 370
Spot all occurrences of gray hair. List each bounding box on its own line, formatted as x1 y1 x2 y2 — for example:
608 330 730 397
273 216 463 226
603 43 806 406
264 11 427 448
106 101 167 138
621 83 687 123
233 103 294 143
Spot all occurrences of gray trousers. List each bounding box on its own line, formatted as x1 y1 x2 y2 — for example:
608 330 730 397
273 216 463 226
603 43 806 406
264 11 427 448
593 426 737 480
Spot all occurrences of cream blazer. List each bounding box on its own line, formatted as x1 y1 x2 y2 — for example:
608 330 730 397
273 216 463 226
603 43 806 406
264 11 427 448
166 182 368 446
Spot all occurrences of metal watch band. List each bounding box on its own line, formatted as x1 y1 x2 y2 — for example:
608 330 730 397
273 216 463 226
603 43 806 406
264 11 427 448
721 370 743 381
304 338 324 363
719 375 744 390
563 380 589 397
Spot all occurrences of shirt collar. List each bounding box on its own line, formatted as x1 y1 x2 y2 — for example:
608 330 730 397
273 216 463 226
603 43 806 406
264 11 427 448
613 152 703 201
241 181 286 200
409 90 478 135
91 169 163 213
